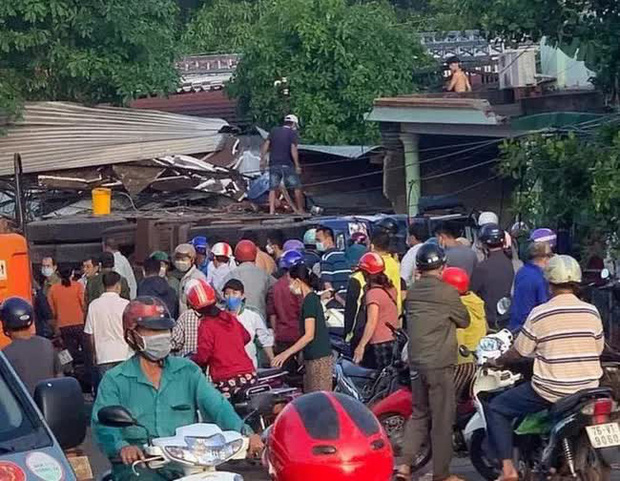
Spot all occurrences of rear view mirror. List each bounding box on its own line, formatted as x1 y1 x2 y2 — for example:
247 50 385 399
34 377 87 450
98 406 137 428
497 297 512 316
459 345 471 358
602 268 611 280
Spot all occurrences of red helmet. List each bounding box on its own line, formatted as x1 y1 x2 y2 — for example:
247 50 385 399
235 240 258 262
122 297 175 334
185 278 217 310
442 266 470 294
358 252 385 275
267 392 393 481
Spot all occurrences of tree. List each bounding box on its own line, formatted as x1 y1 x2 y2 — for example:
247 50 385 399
0 0 181 118
442 0 620 98
225 0 433 144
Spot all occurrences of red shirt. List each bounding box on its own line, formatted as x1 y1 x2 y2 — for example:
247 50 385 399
267 276 302 343
193 310 255 382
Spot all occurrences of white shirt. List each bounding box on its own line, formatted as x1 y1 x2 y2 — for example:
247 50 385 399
206 261 235 296
400 243 423 287
113 251 137 299
236 308 274 368
84 292 132 365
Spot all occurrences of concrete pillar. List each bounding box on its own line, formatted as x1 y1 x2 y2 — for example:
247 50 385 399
400 133 420 217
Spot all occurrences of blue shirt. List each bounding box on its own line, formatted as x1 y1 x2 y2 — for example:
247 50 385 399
320 248 352 294
509 262 550 331
197 258 209 277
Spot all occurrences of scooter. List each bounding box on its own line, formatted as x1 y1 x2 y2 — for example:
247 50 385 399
464 335 620 481
97 406 249 481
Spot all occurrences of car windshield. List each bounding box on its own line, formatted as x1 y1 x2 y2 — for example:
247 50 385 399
0 357 51 454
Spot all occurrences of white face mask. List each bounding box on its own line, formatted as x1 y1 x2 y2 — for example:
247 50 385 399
289 282 302 296
174 260 192 273
41 267 54 278
266 245 275 255
159 266 167 277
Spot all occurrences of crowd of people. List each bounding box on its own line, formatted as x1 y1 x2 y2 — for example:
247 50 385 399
0 211 609 481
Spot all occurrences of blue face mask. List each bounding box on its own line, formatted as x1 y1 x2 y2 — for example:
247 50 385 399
225 296 243 312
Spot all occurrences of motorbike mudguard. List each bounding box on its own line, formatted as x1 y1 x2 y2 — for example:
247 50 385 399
371 387 412 417
464 412 486 445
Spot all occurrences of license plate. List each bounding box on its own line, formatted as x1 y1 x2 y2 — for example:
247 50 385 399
586 423 620 448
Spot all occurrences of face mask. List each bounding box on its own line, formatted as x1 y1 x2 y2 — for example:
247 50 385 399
159 266 167 278
266 245 275 255
225 296 243 312
289 283 302 296
138 332 171 361
174 260 192 273
316 242 326 252
41 267 54 278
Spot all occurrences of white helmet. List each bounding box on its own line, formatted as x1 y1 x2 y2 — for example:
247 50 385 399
478 211 499 226
546 255 582 284
284 114 299 125
211 242 233 258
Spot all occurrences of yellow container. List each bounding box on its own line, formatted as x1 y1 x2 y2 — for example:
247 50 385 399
92 187 112 216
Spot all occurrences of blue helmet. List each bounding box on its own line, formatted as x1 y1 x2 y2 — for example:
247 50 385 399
191 236 209 254
279 250 304 270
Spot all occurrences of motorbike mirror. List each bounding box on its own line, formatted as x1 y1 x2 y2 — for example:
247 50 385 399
459 345 471 358
601 268 611 280
497 297 512 316
98 406 138 428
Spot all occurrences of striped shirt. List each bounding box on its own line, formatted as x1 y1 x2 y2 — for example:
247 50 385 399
171 309 201 357
514 293 604 403
320 248 352 293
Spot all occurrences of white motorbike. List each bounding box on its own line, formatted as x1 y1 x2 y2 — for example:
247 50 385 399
97 406 249 481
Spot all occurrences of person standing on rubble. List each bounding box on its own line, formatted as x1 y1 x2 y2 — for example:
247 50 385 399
260 114 305 215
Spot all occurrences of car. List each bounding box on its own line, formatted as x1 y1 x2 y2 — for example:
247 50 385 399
0 351 88 481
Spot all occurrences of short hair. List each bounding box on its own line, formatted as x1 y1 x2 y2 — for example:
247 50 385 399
434 221 460 239
447 56 460 65
143 257 161 276
241 231 258 244
267 230 285 249
528 241 552 261
317 225 334 240
408 223 429 242
83 256 97 265
99 252 115 269
104 238 119 250
371 232 391 251
223 278 245 293
102 271 121 289
42 256 57 266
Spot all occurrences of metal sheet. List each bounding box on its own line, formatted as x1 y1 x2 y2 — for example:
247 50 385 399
0 102 228 176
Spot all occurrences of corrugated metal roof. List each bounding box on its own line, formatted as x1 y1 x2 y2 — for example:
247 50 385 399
0 102 228 176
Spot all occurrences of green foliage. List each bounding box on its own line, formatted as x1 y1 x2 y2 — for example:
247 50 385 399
0 0 181 117
225 0 433 144
500 124 620 251
444 0 620 97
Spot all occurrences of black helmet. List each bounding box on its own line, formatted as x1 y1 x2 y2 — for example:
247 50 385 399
375 217 399 236
0 297 34 332
479 223 504 247
416 243 447 271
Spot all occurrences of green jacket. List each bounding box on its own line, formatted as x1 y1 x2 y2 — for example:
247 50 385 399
406 275 470 369
85 269 130 306
92 355 249 460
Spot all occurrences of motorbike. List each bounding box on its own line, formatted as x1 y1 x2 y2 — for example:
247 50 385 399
332 323 409 405
97 405 249 481
464 335 620 481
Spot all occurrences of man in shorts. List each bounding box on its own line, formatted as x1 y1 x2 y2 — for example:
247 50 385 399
260 114 305 214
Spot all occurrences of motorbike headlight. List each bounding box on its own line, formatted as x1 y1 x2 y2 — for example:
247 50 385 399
164 434 245 466
478 337 501 352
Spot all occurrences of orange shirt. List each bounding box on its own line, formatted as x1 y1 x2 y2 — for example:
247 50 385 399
48 281 85 328
255 249 277 275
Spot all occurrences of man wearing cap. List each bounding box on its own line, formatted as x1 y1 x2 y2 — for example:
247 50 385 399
260 114 305 215
191 236 210 277
150 251 180 296
174 244 207 316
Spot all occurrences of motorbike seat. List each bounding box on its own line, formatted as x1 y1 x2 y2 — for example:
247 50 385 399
549 387 613 418
257 367 286 379
340 358 377 379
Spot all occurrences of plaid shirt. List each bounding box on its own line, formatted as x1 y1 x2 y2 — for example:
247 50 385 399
172 309 201 357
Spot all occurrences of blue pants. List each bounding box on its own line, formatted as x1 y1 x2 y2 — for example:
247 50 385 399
486 382 550 461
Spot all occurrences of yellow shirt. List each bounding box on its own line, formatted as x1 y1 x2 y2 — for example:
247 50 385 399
457 292 487 364
380 253 402 313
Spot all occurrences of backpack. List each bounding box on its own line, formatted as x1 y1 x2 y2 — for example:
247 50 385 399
349 286 397 352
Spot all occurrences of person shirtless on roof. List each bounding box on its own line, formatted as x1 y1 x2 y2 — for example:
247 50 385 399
446 56 471 93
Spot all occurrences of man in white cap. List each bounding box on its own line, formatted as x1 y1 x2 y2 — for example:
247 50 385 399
260 114 305 215
174 243 207 315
